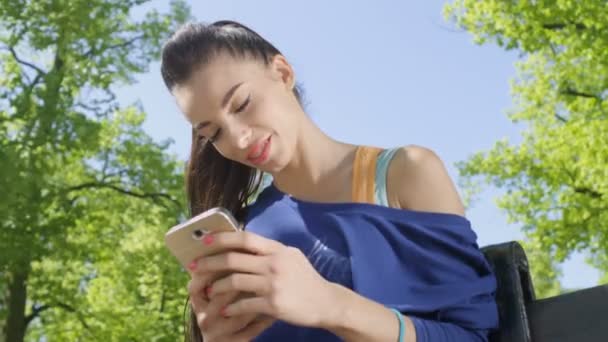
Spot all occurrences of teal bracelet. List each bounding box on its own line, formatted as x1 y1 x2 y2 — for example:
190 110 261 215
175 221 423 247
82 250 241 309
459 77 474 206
390 308 405 342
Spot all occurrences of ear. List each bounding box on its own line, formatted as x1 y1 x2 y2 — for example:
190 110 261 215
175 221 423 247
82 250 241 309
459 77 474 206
270 54 296 90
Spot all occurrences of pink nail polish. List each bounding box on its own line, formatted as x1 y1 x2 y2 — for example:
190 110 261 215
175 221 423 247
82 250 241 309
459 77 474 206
220 306 229 317
188 261 197 271
203 234 214 245
205 285 212 296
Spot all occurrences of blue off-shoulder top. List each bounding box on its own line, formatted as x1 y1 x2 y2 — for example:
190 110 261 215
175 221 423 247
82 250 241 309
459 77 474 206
244 183 498 341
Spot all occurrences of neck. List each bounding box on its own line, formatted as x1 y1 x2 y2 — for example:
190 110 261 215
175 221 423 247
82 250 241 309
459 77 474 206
271 115 357 201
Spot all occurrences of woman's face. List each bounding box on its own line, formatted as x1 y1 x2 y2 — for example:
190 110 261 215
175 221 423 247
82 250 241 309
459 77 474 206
173 52 300 174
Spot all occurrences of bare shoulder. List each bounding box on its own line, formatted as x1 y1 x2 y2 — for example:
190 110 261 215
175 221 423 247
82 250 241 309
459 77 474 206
386 145 466 217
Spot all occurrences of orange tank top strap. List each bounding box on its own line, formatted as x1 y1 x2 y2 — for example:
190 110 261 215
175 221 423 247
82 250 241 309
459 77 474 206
351 145 383 204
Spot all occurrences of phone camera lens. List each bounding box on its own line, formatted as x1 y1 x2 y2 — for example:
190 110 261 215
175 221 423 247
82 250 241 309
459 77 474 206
192 229 204 240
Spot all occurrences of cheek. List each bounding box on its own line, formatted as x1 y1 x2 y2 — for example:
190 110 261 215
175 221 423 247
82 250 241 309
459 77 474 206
251 93 297 143
210 144 233 161
251 98 282 129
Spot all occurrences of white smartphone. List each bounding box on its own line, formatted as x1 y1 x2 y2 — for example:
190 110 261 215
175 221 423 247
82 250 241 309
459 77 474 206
165 207 241 269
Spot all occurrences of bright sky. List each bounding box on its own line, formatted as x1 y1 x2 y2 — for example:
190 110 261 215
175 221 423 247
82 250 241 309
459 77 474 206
116 0 600 290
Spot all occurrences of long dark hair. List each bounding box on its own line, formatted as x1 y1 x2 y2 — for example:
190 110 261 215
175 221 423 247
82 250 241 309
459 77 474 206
160 20 305 341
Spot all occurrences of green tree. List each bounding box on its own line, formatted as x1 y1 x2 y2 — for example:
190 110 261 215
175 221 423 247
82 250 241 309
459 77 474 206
1 1 191 340
444 1 608 297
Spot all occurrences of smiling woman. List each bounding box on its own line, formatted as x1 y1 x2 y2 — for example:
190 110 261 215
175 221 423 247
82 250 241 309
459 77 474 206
160 20 498 342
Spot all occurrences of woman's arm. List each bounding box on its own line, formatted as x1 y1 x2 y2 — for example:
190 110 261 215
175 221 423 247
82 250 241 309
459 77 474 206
321 282 416 342
321 283 488 342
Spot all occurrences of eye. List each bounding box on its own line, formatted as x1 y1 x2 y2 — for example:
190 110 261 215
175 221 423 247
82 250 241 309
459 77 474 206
198 129 221 144
207 129 221 143
234 94 251 113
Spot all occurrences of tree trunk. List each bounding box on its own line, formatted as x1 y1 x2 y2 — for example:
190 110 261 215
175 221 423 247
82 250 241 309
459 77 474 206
3 270 28 342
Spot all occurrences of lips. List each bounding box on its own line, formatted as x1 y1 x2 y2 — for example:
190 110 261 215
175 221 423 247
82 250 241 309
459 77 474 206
247 136 271 165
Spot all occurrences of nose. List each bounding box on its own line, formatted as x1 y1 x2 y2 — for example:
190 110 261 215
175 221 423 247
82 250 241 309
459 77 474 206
224 120 252 151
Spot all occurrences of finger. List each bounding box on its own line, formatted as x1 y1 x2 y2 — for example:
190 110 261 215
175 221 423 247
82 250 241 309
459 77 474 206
231 316 276 341
223 296 271 317
209 273 269 298
189 269 228 301
198 291 241 332
194 252 269 275
207 231 283 256
187 278 209 312
188 272 215 293
205 313 258 340
207 291 241 316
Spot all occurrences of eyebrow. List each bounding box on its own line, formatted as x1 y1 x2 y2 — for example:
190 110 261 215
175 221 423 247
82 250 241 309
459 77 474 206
195 82 244 130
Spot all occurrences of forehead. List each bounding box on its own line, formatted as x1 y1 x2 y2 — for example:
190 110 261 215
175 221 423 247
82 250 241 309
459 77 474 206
173 54 265 123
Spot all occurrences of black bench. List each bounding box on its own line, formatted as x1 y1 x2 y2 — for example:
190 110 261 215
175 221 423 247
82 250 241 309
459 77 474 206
482 242 608 342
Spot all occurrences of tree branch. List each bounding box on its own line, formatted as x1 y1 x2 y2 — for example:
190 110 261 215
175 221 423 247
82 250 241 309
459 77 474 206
75 102 103 112
84 35 145 58
91 91 117 106
65 181 180 209
160 287 166 313
74 100 117 117
100 151 111 180
562 88 601 100
52 53 64 73
574 186 603 199
555 114 568 123
23 302 90 330
75 90 118 118
543 23 587 31
8 47 47 76
28 73 44 91
24 304 51 327
563 164 603 200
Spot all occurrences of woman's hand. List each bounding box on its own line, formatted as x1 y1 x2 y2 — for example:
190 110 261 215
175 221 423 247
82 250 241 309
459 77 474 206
189 231 338 328
188 271 275 341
